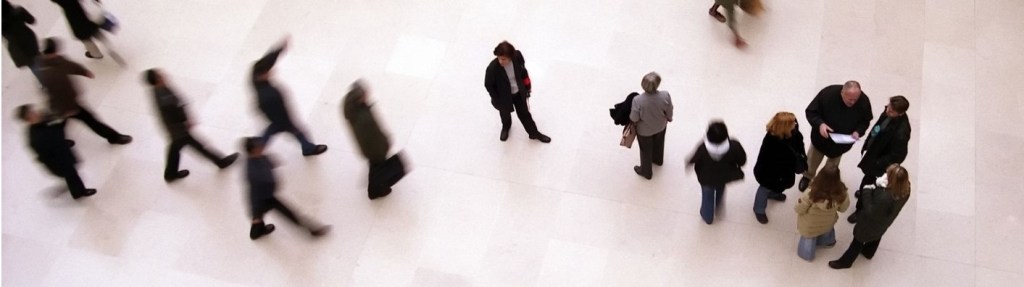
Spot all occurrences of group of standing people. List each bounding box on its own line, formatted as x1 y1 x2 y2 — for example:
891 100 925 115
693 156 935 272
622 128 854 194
5 0 914 270
623 77 914 268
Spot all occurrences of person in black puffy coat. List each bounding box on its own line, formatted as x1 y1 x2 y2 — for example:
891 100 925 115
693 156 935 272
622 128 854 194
686 121 746 225
752 112 806 223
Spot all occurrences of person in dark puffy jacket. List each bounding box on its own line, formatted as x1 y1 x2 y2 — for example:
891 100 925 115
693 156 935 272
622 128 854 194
687 121 746 224
829 164 911 269
752 112 806 224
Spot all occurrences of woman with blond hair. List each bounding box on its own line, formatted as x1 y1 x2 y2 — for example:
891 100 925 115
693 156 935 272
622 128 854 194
829 164 911 269
752 112 806 223
794 165 849 261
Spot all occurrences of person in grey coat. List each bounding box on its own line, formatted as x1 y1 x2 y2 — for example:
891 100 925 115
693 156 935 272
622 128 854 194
829 164 911 269
343 81 403 199
630 72 673 179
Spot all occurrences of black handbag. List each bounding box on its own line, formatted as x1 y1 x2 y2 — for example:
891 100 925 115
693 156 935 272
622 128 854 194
787 143 809 174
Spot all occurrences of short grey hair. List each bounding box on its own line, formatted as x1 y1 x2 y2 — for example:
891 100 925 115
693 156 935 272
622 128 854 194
641 72 661 93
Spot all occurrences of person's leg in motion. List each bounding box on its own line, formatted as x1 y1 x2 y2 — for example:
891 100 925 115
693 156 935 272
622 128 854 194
700 185 716 224
164 138 189 181
709 2 725 22
498 110 512 141
70 107 129 144
59 162 93 199
183 135 236 168
82 38 103 59
260 123 284 146
249 200 275 240
269 197 330 236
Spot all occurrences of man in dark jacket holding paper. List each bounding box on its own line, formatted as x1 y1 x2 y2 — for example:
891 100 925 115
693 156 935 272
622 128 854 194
252 36 327 156
799 81 873 191
145 69 239 182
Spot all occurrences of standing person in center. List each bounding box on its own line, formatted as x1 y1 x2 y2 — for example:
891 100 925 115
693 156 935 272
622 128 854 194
630 72 673 179
849 96 911 223
342 80 406 200
794 165 850 261
243 137 331 240
687 121 746 224
251 37 327 156
484 41 551 143
799 81 873 192
752 112 806 224
144 69 239 182
38 38 132 145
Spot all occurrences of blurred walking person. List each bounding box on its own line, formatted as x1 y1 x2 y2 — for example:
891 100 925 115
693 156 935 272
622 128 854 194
16 104 97 199
687 121 747 224
342 81 407 200
243 138 331 240
251 37 328 156
2 0 43 84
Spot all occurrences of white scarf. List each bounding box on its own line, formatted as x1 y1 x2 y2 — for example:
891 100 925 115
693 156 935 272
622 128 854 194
704 139 731 161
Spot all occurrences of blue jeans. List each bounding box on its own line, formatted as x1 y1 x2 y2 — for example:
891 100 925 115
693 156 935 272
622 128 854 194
797 228 836 261
753 185 771 215
261 123 316 154
700 184 725 224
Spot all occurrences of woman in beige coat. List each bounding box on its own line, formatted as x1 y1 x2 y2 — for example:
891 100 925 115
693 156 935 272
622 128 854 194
794 164 849 261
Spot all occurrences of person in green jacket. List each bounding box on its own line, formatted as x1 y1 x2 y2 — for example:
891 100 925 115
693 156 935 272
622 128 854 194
343 80 403 199
829 164 911 269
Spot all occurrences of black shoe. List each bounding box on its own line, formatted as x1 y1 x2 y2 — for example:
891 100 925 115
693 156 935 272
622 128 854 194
500 128 510 142
828 260 851 269
529 133 551 143
310 225 332 237
798 177 810 192
755 213 768 224
165 170 190 182
217 153 239 169
847 213 858 224
653 161 663 166
66 140 76 148
109 135 133 145
302 145 328 156
73 188 98 199
633 166 651 180
85 52 103 59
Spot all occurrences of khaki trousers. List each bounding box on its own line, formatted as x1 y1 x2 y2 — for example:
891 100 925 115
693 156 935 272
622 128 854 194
802 145 842 179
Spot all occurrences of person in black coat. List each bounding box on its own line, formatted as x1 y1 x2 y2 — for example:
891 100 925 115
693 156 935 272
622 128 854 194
848 95 911 223
829 164 911 269
251 37 327 156
752 112 806 224
483 41 550 143
243 138 330 240
144 69 239 182
687 121 747 225
51 0 106 59
16 104 97 199
2 0 43 84
799 81 873 191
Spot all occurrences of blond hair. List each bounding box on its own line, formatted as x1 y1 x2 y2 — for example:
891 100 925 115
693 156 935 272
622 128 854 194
766 112 797 139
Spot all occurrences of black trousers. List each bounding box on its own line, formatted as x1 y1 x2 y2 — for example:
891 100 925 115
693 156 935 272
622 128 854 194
165 134 223 179
636 129 667 177
833 238 881 266
43 159 87 198
69 107 123 142
499 93 539 136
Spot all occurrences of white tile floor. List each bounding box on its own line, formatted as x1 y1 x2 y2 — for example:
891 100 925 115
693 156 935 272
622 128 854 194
2 0 1023 286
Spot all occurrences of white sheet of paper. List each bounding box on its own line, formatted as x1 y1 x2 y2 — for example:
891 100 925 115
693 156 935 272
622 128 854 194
830 133 857 144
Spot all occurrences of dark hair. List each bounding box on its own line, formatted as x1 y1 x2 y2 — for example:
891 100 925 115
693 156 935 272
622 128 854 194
15 104 32 121
889 95 910 114
706 121 729 144
242 137 262 154
493 41 515 58
143 69 160 86
42 38 59 54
